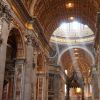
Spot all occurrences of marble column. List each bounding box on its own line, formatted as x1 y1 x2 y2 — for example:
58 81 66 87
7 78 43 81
60 78 65 100
54 75 58 100
66 85 70 100
36 72 47 100
96 12 100 100
43 57 50 100
43 73 48 100
32 50 37 100
0 20 9 99
91 67 99 100
43 57 48 100
81 86 84 100
24 34 33 100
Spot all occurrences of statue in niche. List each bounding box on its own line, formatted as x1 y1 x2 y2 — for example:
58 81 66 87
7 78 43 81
16 65 22 100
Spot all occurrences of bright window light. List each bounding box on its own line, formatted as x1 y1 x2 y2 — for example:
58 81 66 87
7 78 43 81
65 70 68 75
74 48 78 51
76 88 82 93
72 21 80 30
69 16 74 20
84 25 88 28
60 22 68 30
74 52 79 55
50 21 94 44
66 3 74 8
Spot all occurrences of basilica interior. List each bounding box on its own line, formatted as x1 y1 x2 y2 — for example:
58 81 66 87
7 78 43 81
0 0 100 100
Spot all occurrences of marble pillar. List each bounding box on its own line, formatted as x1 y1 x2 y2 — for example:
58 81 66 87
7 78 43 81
43 73 48 100
31 51 37 100
96 12 100 100
36 72 47 100
54 75 59 100
91 67 99 100
0 20 9 100
81 86 84 100
24 34 33 100
31 68 37 100
43 58 48 100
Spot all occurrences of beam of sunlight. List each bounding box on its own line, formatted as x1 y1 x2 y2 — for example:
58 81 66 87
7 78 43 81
60 22 68 30
72 21 80 31
58 21 95 86
50 20 98 99
48 33 59 58
67 44 83 83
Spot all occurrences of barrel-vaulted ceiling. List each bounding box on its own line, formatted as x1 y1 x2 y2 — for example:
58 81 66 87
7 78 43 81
60 48 93 81
22 0 100 40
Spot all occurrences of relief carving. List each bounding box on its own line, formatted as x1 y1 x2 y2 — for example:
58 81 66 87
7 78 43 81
15 64 24 100
0 1 12 22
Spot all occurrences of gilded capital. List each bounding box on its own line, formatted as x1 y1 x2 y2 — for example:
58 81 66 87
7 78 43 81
0 1 12 22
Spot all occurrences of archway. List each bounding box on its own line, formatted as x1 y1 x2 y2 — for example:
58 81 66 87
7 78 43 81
58 46 95 66
58 46 95 99
2 28 25 100
49 20 96 99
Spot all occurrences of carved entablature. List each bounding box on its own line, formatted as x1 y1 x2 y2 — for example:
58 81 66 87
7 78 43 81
0 1 12 22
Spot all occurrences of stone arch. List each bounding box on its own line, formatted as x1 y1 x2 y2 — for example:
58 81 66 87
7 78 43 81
2 27 25 100
1 21 25 58
8 27 25 59
57 46 97 100
58 46 95 66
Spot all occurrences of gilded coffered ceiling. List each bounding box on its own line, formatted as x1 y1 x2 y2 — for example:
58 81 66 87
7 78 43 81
22 0 100 40
60 48 93 79
10 0 97 84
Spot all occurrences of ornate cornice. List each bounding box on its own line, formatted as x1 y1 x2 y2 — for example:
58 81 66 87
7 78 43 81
25 34 33 45
25 34 39 49
7 0 52 51
0 1 12 22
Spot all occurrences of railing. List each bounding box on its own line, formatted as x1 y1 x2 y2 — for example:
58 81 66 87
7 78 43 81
50 34 95 44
